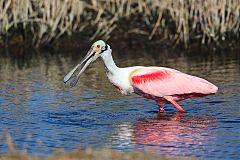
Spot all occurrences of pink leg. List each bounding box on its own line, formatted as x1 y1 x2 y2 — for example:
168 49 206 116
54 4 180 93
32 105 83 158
157 101 165 112
163 96 185 112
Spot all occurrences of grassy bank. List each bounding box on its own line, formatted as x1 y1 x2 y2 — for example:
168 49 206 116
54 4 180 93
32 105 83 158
1 149 194 160
0 0 239 47
0 149 194 160
0 134 194 160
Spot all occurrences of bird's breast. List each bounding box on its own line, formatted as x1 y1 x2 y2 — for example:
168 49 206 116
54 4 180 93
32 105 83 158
110 81 133 95
111 83 124 94
106 71 134 95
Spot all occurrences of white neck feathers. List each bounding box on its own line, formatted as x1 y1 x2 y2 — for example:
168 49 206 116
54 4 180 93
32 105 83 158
100 46 119 74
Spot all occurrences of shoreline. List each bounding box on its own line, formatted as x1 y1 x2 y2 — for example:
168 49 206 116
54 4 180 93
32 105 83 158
1 32 240 55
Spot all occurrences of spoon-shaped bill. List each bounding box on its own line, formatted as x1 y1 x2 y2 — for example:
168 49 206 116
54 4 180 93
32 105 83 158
69 59 92 87
63 48 94 84
63 64 81 83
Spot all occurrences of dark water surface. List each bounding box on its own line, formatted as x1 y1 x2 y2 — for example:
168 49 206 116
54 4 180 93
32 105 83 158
0 45 239 159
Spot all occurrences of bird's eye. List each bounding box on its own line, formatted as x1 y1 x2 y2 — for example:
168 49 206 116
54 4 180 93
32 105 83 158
97 45 100 48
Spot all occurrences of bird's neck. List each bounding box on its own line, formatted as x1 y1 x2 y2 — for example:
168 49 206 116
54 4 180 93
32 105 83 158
100 48 119 75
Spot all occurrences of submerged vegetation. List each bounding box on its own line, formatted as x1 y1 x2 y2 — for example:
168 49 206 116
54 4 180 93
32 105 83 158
0 0 239 47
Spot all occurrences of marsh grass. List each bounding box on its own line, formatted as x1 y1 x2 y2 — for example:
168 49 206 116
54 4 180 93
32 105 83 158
1 149 194 160
0 0 239 47
0 133 194 160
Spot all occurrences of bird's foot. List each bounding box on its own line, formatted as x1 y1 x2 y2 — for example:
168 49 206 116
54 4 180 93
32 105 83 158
159 107 164 113
157 101 165 112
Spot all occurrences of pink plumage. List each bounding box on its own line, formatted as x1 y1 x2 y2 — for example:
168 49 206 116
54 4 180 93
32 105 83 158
64 40 218 112
130 67 218 112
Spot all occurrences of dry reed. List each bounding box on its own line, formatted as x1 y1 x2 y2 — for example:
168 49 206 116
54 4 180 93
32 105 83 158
0 0 239 47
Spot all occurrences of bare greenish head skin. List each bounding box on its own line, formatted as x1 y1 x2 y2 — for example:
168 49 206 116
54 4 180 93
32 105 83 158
63 40 108 87
90 40 108 61
93 40 106 52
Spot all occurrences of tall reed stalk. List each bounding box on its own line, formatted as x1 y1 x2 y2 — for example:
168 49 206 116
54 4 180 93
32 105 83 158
0 0 239 47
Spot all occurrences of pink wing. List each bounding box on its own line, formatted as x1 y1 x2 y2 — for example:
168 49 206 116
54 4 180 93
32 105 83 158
130 67 218 97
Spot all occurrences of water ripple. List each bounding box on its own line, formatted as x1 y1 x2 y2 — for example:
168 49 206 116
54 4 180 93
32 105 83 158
0 49 239 159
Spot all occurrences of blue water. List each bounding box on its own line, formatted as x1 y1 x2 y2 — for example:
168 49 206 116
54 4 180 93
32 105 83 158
0 46 239 159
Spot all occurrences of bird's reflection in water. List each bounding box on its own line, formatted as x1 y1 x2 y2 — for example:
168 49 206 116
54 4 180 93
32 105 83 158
131 112 216 157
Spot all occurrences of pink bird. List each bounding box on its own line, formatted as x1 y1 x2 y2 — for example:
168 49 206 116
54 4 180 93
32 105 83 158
64 40 218 112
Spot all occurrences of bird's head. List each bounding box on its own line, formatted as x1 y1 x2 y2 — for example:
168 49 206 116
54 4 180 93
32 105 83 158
63 40 109 87
87 40 109 62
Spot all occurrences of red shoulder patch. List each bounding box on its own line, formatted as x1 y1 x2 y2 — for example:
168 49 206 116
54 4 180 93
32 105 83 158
132 70 170 84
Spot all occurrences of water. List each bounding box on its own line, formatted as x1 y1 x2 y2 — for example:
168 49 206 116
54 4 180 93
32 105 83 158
0 45 239 159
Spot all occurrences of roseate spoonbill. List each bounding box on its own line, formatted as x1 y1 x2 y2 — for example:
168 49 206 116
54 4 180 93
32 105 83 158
63 40 218 112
